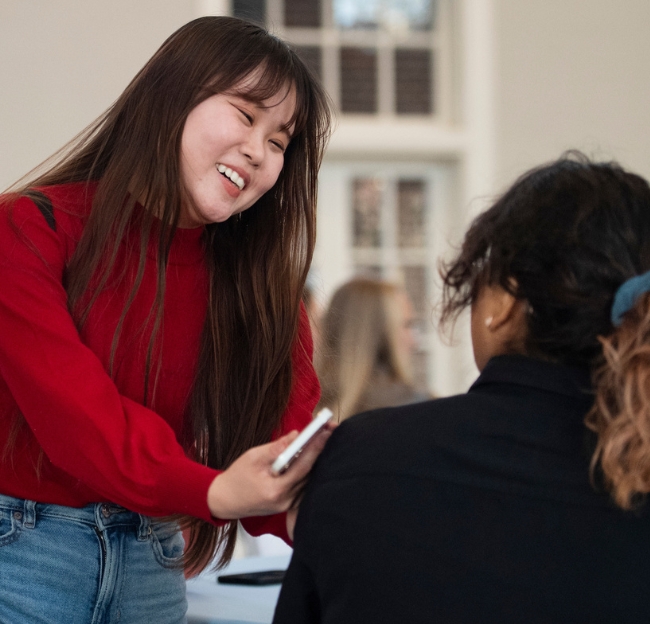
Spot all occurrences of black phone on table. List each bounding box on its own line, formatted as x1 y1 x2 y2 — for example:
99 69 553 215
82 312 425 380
217 569 286 585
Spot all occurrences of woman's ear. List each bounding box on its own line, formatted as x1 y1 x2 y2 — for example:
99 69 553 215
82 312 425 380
471 283 529 370
487 286 521 332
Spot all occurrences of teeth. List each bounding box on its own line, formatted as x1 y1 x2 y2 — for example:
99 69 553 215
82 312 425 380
217 164 245 190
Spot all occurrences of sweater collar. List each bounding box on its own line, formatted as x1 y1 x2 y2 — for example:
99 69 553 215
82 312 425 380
168 225 205 266
140 219 205 266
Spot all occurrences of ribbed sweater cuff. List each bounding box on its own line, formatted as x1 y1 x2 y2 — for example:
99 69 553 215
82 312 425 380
158 457 226 525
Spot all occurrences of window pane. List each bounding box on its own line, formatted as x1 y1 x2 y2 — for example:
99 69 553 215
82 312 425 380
334 0 436 31
293 46 322 81
334 0 379 29
340 48 377 113
395 49 432 114
285 0 321 27
233 0 266 25
352 178 383 247
398 179 426 247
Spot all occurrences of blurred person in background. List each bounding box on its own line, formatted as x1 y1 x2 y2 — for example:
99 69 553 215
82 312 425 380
274 153 650 623
316 277 431 422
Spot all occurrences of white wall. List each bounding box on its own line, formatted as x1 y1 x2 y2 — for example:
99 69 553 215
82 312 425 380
0 0 194 190
494 0 650 192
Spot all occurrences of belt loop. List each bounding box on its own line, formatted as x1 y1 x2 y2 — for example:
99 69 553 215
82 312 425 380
138 515 151 541
23 500 36 529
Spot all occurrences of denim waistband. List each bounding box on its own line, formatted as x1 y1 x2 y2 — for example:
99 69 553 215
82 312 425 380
0 492 152 536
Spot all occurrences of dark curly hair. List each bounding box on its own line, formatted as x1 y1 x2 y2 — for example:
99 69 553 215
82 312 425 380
440 151 650 367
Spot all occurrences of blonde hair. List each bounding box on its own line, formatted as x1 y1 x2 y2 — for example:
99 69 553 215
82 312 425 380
587 293 650 509
316 278 414 421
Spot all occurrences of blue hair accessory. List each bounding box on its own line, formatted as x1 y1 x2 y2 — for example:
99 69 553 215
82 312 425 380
611 271 650 327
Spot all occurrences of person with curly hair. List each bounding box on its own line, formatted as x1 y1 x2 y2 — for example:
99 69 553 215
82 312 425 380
274 152 650 623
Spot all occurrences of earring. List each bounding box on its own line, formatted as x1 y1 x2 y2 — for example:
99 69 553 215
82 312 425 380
484 316 493 328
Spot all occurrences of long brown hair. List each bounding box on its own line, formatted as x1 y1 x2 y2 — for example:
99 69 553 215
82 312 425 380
316 278 415 422
439 152 650 511
7 16 331 572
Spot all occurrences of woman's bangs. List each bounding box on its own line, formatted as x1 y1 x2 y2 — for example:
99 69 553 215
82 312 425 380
235 56 311 138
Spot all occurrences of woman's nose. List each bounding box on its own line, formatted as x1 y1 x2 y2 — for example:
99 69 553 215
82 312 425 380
241 131 265 166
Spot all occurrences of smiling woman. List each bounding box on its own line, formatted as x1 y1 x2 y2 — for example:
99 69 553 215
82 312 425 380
0 16 332 624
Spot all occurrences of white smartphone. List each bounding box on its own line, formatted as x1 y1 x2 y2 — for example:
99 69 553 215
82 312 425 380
271 408 333 476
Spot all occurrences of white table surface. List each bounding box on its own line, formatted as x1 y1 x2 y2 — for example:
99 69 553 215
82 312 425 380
185 554 291 624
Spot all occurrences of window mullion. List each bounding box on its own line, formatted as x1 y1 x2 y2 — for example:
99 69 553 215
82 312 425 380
377 38 394 115
381 178 399 279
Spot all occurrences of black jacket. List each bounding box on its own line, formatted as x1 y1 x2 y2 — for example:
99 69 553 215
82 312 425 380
273 355 650 623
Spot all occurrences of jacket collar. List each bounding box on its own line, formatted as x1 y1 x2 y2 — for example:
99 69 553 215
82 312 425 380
470 354 593 400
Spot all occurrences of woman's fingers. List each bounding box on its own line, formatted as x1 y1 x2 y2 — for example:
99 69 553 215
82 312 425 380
277 427 332 477
276 420 338 484
206 423 335 521
268 430 300 456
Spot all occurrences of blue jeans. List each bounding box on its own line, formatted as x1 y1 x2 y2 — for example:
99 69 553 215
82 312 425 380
0 493 187 624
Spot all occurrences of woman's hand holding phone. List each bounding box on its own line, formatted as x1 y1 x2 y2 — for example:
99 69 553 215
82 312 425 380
206 410 335 521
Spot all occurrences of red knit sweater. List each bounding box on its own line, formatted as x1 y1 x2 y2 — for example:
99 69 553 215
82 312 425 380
0 183 319 542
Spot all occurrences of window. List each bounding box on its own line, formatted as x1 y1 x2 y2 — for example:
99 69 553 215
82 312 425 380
351 172 431 387
233 0 449 118
315 161 454 395
340 48 378 113
333 0 436 31
284 0 321 27
395 49 432 114
233 0 266 25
